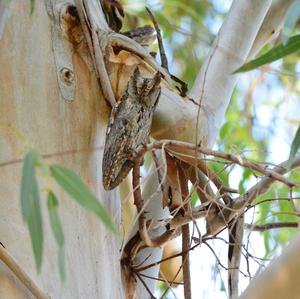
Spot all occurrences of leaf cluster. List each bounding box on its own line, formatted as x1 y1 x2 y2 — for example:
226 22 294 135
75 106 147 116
20 149 117 280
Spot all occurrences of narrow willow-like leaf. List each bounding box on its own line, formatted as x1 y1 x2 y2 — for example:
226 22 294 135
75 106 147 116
47 191 65 281
234 35 300 73
30 0 35 15
27 191 43 272
20 150 43 271
21 150 36 220
58 246 65 282
49 165 117 234
288 125 300 168
47 191 64 246
283 1 300 44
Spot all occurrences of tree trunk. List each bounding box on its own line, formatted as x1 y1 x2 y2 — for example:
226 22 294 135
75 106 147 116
0 1 124 298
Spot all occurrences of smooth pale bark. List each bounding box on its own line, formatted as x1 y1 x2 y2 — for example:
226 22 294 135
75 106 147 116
189 0 272 147
248 0 295 58
0 2 123 298
238 232 300 299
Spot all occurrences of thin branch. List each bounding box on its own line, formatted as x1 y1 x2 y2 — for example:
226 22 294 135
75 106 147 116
75 0 116 106
138 272 183 285
0 146 103 168
136 140 300 189
207 154 300 236
168 149 237 202
228 216 244 298
0 244 50 299
151 150 164 194
134 270 157 299
132 140 300 245
146 7 169 71
245 222 299 232
135 243 200 273
158 269 179 299
234 155 300 210
204 241 248 278
189 168 216 203
132 154 153 247
182 224 191 299
168 209 208 229
179 165 192 299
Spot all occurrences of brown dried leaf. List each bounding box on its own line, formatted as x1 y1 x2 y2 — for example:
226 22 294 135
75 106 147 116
165 147 237 195
164 152 183 211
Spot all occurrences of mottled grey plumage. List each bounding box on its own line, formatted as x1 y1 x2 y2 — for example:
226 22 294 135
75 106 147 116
102 68 161 190
122 25 156 46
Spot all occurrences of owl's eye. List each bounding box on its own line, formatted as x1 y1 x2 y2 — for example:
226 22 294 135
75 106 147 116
122 119 128 126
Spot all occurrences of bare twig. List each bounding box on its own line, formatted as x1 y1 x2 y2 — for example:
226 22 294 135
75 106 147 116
135 140 300 189
132 152 177 248
0 244 50 299
146 7 169 71
167 149 236 203
204 241 248 278
245 222 299 232
158 269 179 299
179 165 192 299
206 155 300 238
132 140 300 248
134 270 157 299
151 150 164 193
75 0 116 106
168 209 208 229
132 154 153 247
135 243 200 273
182 224 191 299
234 156 300 210
138 272 183 285
228 216 244 298
189 168 216 203
0 146 103 168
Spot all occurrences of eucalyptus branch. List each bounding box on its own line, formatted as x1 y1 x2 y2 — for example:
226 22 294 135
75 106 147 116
0 245 49 299
189 169 216 203
245 222 299 232
132 155 153 247
207 155 300 236
189 0 272 148
131 140 300 243
247 0 295 58
137 140 300 188
234 155 300 210
182 224 191 299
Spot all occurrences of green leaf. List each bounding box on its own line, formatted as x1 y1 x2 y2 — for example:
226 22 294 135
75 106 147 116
283 1 300 44
20 150 43 272
47 191 66 281
58 246 65 282
49 165 118 234
21 150 36 220
27 195 43 272
219 122 231 140
263 231 271 257
288 125 300 168
191 191 199 208
234 35 300 73
30 0 35 15
47 191 64 246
